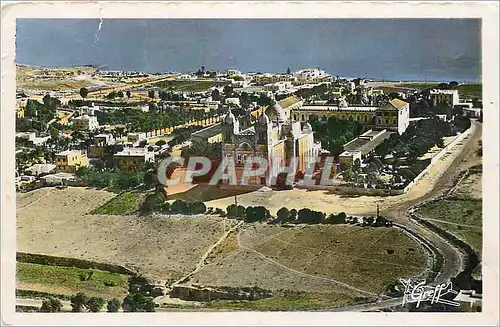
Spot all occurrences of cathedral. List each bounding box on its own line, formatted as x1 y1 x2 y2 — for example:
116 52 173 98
221 99 322 186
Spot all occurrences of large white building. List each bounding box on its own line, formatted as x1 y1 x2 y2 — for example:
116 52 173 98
72 115 99 131
429 89 460 107
293 68 328 81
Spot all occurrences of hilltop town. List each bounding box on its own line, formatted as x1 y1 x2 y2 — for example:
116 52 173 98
15 65 483 312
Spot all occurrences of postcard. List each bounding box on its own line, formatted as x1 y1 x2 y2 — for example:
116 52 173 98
1 1 498 326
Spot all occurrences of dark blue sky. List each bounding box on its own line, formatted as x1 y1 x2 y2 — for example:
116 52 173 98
16 19 481 81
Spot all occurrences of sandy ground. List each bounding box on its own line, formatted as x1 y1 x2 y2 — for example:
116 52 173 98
17 187 234 282
187 223 427 297
204 124 477 216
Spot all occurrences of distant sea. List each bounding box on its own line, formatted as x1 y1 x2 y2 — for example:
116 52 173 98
15 19 482 82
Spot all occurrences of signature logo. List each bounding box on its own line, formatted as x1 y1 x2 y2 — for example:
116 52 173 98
399 278 460 308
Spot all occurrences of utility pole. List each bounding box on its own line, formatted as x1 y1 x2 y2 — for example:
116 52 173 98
234 195 238 206
376 203 380 218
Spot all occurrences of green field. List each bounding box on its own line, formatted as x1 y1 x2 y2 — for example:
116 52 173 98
154 80 214 92
16 262 128 300
90 191 144 215
457 84 482 98
418 198 482 253
397 83 438 89
206 292 363 311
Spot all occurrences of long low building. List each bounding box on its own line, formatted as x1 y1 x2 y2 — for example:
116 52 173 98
339 129 393 165
291 98 410 135
191 123 223 144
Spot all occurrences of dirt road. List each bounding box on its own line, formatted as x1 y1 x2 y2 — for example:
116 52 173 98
382 120 482 285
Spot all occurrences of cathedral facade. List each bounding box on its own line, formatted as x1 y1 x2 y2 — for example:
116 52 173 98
221 100 321 186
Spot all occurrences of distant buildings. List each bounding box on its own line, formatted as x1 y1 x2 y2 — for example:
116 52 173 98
89 133 115 158
55 150 89 173
72 115 99 131
126 132 147 147
16 132 51 146
114 147 155 172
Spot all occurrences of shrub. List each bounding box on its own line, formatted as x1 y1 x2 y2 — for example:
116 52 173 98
107 298 121 312
122 293 155 312
160 202 171 214
40 297 63 312
276 207 290 223
86 296 105 312
70 292 89 312
170 199 189 214
190 201 207 215
226 204 237 218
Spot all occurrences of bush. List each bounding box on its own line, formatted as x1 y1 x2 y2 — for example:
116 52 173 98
86 296 105 312
325 212 347 224
297 208 325 224
122 293 155 312
107 298 121 312
40 297 63 312
170 199 189 214
244 206 269 222
276 207 290 223
190 201 207 214
70 292 89 312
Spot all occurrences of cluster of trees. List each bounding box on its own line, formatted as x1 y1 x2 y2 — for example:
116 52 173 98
139 190 207 216
16 95 60 132
122 276 158 312
40 275 159 312
309 116 364 155
158 90 186 102
226 204 271 222
69 292 107 312
75 167 145 191
95 106 203 132
276 207 392 227
105 90 125 100
294 83 330 102
195 66 217 77
375 117 469 161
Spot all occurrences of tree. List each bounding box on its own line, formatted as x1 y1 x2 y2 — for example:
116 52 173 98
148 90 155 99
70 292 89 312
79 87 89 99
107 298 121 312
287 66 291 75
117 91 124 98
277 207 290 223
126 90 131 99
49 125 60 140
211 89 221 101
40 297 63 312
86 297 105 312
170 199 189 214
190 201 206 214
122 293 155 312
